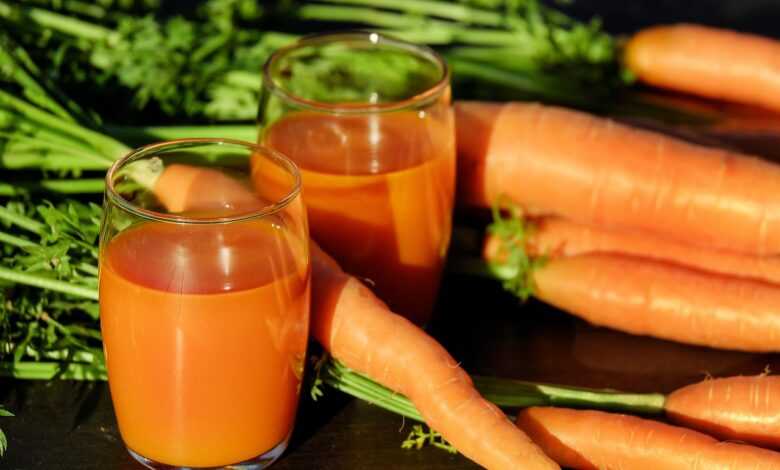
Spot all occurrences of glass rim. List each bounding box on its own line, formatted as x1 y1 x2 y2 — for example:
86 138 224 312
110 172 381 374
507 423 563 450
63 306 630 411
105 138 302 225
262 30 451 114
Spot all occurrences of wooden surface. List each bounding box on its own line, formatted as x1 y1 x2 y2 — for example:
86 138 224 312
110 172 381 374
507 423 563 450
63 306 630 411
2 273 779 470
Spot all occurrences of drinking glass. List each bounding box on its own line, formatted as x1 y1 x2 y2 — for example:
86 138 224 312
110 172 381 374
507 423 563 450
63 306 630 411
99 139 310 469
257 32 455 325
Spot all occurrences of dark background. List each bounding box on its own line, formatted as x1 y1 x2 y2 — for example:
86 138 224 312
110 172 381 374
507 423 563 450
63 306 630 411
569 0 780 37
4 1 780 469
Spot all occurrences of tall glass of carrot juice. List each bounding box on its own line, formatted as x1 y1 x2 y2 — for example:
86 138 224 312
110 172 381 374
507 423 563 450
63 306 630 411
99 139 310 469
257 32 455 326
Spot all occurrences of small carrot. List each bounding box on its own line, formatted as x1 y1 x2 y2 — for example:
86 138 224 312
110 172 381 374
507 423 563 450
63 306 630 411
456 100 780 255
516 407 780 470
484 216 780 285
538 252 780 351
133 161 560 470
484 214 780 352
624 24 780 113
665 375 780 449
309 243 558 470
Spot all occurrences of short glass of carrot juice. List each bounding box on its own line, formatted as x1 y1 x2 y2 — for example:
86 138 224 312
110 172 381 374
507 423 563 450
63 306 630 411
257 32 455 326
98 139 310 469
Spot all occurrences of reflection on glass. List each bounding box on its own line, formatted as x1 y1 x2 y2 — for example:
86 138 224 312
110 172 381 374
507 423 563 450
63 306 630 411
99 139 309 469
258 32 455 325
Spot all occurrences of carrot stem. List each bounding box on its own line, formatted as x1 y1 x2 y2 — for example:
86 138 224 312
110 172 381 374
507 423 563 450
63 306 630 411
0 231 34 248
0 267 99 300
0 360 107 380
475 376 665 414
0 206 44 234
323 360 424 421
323 359 666 420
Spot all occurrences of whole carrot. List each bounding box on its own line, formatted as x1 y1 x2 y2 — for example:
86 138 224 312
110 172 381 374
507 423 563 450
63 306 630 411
136 161 560 470
484 216 780 285
516 407 780 470
534 252 780 352
665 375 780 449
477 371 780 451
456 101 780 255
309 243 559 470
625 24 780 112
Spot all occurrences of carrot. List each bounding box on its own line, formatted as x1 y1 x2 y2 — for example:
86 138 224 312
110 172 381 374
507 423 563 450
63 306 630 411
455 100 780 255
136 162 560 470
624 24 780 113
484 216 780 285
666 375 780 449
484 228 780 352
123 160 262 214
516 406 780 470
536 253 780 352
309 243 559 470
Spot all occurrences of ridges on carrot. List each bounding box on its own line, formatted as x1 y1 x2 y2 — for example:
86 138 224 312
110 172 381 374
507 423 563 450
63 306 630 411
516 406 780 470
490 215 780 286
310 243 560 470
665 374 780 449
483 207 780 352
624 24 780 113
455 100 780 255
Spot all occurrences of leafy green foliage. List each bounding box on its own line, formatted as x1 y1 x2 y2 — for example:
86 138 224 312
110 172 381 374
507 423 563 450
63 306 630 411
401 424 457 454
0 405 11 456
1 0 623 121
0 199 102 369
1 0 293 122
486 199 547 301
272 45 442 104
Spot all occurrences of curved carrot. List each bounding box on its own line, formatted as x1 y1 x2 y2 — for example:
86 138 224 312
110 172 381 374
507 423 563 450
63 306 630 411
624 24 780 112
456 101 780 255
485 232 780 352
666 375 780 449
534 253 780 352
309 243 558 470
516 407 780 470
485 217 780 285
137 162 559 470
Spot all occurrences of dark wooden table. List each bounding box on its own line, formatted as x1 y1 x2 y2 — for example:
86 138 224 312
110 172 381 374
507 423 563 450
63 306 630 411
3 271 779 470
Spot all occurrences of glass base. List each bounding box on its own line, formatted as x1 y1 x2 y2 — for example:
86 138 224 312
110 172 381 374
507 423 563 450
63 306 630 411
127 439 288 470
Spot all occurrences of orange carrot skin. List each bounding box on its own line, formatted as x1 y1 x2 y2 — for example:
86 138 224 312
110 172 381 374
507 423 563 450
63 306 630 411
456 101 780 255
154 164 261 214
625 24 780 112
526 253 780 352
666 375 780 448
499 217 780 285
517 407 780 470
310 243 559 470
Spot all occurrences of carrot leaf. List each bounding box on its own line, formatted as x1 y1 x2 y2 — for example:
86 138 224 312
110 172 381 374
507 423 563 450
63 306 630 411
0 405 11 457
486 198 545 301
309 353 329 402
401 424 457 454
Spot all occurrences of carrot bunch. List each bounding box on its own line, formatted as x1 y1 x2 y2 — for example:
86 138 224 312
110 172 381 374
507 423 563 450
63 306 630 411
456 100 780 353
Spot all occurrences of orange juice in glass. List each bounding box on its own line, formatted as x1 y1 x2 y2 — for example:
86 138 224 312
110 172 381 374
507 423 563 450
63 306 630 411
99 139 309 469
257 32 455 325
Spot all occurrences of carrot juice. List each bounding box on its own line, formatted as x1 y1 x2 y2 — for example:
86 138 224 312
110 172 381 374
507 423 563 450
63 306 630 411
259 110 455 324
100 216 309 468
